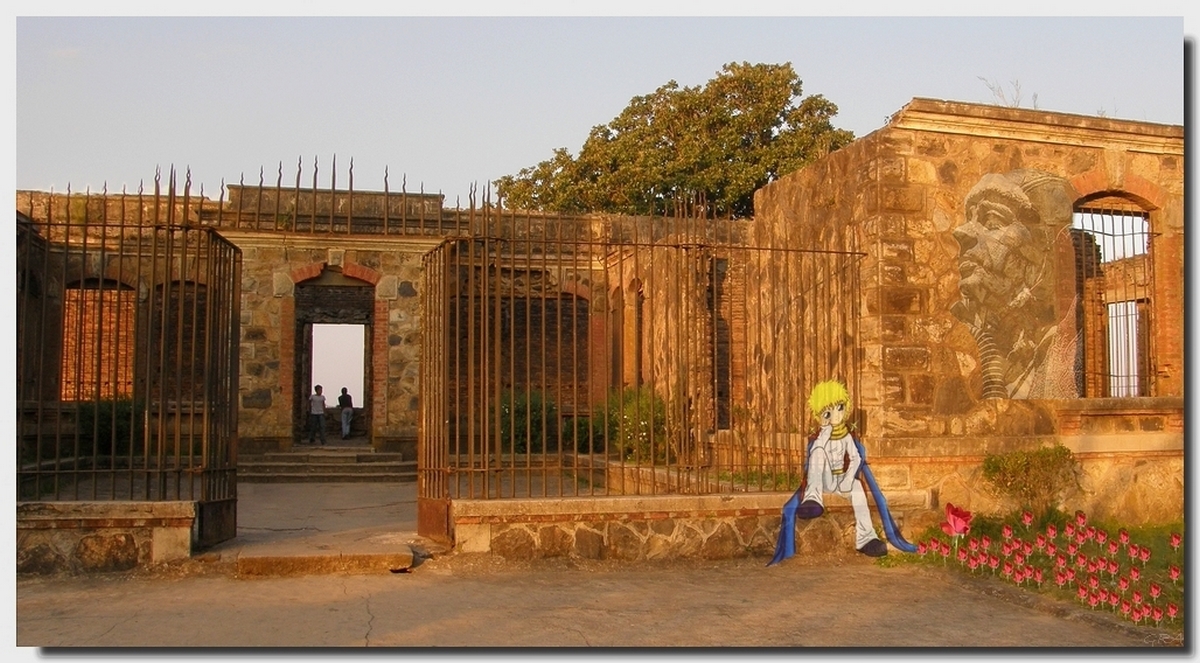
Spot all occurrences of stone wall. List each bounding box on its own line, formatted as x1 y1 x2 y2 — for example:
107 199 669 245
17 501 196 574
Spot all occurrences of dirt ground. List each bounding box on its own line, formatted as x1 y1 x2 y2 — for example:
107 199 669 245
16 546 1184 648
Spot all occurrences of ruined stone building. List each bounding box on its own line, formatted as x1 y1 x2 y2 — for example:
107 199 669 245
16 98 1184 568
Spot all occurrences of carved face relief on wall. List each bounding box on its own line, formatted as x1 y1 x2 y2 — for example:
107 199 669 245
950 170 1079 400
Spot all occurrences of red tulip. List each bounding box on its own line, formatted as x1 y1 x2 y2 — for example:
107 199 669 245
1066 568 1076 582
1046 542 1057 557
1118 576 1130 592
1054 571 1067 587
1088 574 1100 589
1132 608 1144 624
1033 568 1044 585
1169 532 1182 550
1075 554 1087 568
957 548 968 563
968 537 979 552
1095 529 1108 545
1075 532 1087 546
1076 584 1089 601
1098 588 1109 602
1067 543 1078 555
1065 523 1076 538
1013 553 1025 566
1119 529 1130 544
1130 566 1141 582
1152 606 1164 624
1075 511 1087 527
1132 590 1143 605
1035 534 1046 550
980 535 992 550
1085 526 1096 541
1109 593 1119 609
940 542 951 557
917 541 928 555
1086 560 1098 574
1055 554 1067 568
1169 565 1181 582
1107 541 1119 556
1088 593 1100 609
988 554 999 569
1002 524 1013 540
1139 547 1151 564
1127 544 1139 559
1021 510 1033 527
1107 559 1119 575
967 556 979 571
1002 542 1013 557
1121 600 1132 616
1045 524 1057 540
1150 583 1161 599
1021 541 1033 556
1168 603 1179 619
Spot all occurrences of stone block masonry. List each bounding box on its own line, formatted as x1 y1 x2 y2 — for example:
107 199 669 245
17 501 196 574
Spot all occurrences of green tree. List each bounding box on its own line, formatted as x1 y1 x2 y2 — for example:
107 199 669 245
495 62 854 218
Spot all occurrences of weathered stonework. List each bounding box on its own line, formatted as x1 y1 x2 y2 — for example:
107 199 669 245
16 501 196 574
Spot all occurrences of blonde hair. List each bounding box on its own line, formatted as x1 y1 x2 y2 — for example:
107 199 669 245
808 380 850 419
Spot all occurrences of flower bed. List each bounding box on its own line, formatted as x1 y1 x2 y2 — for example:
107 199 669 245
909 504 1184 635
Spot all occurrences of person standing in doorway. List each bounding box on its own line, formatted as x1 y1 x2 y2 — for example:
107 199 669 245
338 387 354 440
307 385 328 445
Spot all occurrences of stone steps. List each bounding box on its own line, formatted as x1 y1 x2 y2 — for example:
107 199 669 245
238 449 417 484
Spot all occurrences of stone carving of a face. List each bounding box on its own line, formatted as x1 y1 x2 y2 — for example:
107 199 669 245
950 170 1074 400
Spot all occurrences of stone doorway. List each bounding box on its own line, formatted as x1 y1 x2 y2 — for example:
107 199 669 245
293 268 375 444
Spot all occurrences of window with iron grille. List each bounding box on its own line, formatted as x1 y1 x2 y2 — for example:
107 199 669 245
1071 198 1154 397
60 279 136 401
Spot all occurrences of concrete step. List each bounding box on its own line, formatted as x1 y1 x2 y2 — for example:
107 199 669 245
237 448 417 484
237 472 416 483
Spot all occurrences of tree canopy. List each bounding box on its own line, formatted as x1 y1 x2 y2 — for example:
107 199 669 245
494 62 854 219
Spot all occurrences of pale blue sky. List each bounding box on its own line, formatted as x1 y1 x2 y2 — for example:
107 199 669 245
15 14 1187 207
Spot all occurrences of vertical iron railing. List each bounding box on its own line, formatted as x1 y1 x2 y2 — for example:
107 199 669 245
16 170 241 506
418 191 864 505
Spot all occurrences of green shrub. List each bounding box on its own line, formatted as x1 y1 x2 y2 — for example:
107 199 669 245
981 444 1080 517
594 386 674 463
562 415 604 454
74 398 139 457
497 389 557 454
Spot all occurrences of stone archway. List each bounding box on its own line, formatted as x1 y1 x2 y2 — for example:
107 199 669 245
292 265 376 443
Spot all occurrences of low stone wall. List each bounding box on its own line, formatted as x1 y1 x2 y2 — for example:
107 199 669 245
17 501 196 574
451 493 903 561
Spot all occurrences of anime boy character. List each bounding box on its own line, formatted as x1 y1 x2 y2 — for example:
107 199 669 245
768 380 915 565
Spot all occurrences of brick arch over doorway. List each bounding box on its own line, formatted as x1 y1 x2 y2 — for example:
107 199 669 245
279 261 382 445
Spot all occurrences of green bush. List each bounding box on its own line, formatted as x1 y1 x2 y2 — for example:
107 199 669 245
562 415 604 454
594 386 673 463
497 389 557 454
981 444 1080 517
74 398 139 457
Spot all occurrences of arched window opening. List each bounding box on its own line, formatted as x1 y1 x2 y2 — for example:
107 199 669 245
61 278 135 401
1071 197 1154 397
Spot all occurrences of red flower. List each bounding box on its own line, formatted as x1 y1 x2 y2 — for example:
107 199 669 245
1108 593 1119 609
957 548 968 563
1170 532 1182 550
1107 541 1119 556
1152 606 1164 624
1088 574 1100 589
1035 534 1046 550
1132 590 1143 605
1075 532 1087 546
1098 588 1109 602
1107 559 1119 575
1095 529 1108 545
1067 543 1078 556
1127 544 1139 559
917 541 928 555
1002 524 1013 540
1168 603 1179 619
1033 568 1044 585
1169 565 1181 582
1086 560 1097 574
980 535 992 550
1139 547 1151 564
1130 566 1141 582
988 554 999 569
1003 562 1014 578
940 542 951 557
1001 542 1013 557
1046 542 1057 557
1021 541 1033 556
1065 567 1076 582
1075 554 1087 568
1065 523 1076 538
1118 576 1130 592
1121 600 1132 616
1045 524 1057 540
1055 554 1067 568
1088 593 1100 609
1150 583 1161 599
1075 511 1087 527
968 537 979 552
1021 510 1033 527
941 503 972 538
1118 529 1130 545
1054 571 1067 587
1076 584 1089 601
967 556 979 571
1013 553 1025 566
1085 526 1096 541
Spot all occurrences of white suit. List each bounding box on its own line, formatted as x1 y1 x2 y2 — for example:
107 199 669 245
802 424 881 550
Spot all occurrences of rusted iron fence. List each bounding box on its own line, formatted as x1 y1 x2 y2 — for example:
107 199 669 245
418 195 863 534
16 171 241 545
